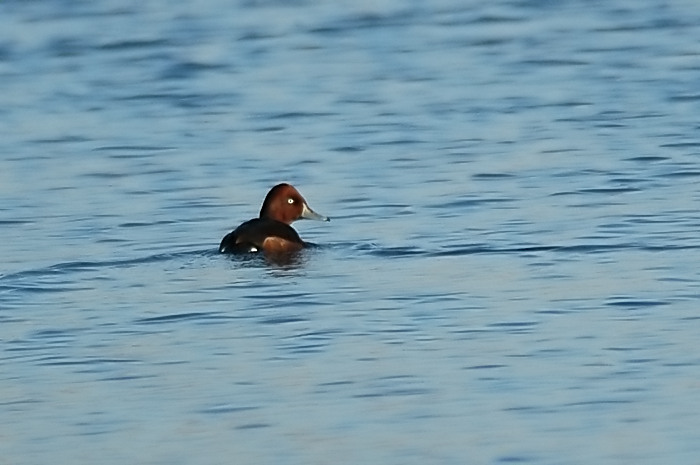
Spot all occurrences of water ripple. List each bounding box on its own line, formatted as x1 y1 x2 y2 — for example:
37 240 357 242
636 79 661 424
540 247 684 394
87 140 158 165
135 311 232 325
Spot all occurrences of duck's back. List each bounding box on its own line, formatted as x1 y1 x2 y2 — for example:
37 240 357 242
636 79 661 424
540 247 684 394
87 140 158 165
219 218 304 253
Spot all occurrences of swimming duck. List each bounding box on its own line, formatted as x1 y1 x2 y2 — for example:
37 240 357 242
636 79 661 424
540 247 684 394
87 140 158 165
219 183 329 254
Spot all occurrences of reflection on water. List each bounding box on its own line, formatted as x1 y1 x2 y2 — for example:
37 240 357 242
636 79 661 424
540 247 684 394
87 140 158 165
2 0 700 464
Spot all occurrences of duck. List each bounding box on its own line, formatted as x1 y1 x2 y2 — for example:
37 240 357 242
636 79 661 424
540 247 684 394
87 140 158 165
219 183 329 254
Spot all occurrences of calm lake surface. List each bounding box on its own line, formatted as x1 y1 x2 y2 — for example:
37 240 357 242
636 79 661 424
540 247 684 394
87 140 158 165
2 1 700 464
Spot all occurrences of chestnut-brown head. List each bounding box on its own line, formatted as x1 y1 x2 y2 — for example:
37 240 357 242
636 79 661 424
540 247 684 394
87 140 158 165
259 183 329 225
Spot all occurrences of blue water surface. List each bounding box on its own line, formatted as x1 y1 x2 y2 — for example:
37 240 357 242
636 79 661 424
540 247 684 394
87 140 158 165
2 1 700 464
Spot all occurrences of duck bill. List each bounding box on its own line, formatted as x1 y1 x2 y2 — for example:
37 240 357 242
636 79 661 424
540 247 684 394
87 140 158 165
301 203 330 222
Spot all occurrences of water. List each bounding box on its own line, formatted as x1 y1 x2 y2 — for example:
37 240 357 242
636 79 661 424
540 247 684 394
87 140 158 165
2 0 700 463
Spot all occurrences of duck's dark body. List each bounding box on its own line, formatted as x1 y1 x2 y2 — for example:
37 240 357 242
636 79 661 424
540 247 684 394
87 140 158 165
219 217 305 253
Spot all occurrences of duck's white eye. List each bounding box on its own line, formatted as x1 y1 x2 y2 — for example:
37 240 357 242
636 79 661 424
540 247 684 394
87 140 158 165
287 198 294 204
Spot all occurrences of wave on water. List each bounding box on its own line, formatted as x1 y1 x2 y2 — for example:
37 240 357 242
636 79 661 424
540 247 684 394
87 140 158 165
354 241 700 259
0 249 215 290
